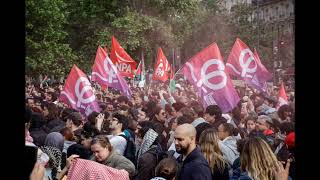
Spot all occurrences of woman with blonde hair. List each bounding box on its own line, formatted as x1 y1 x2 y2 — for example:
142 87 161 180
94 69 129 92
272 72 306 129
199 128 229 180
233 137 292 180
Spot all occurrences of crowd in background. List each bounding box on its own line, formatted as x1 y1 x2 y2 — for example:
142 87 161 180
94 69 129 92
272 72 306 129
26 74 295 180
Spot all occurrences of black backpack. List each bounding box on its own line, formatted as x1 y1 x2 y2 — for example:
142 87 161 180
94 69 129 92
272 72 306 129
148 143 174 165
119 134 137 165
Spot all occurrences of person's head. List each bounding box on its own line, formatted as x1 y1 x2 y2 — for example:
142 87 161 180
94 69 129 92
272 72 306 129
44 132 64 152
171 102 186 112
251 94 264 108
177 107 196 121
26 98 35 109
60 127 74 141
154 158 178 180
87 111 100 125
177 96 188 106
134 94 143 107
165 104 177 118
191 105 204 118
195 123 213 144
204 105 222 123
106 103 115 112
34 97 43 111
245 115 258 133
199 128 227 173
60 108 74 122
137 109 148 122
90 135 113 162
240 137 279 180
46 103 60 120
256 115 272 131
80 131 93 150
174 124 196 155
67 144 91 160
66 112 83 130
117 95 129 106
154 106 166 123
109 113 128 132
279 122 295 135
277 104 293 121
171 115 192 131
217 123 238 140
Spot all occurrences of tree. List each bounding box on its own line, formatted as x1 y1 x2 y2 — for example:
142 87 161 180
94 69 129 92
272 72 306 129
26 0 77 77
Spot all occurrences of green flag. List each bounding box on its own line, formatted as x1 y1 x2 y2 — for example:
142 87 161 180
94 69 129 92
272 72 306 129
169 79 176 92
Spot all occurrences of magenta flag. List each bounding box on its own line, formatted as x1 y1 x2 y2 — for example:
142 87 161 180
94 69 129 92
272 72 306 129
91 46 132 99
182 43 240 113
226 38 272 92
59 65 101 117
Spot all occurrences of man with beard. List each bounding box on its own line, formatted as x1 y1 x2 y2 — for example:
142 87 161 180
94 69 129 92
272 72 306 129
175 124 212 180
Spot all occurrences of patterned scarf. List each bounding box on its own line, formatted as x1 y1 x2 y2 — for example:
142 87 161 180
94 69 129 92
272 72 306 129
67 158 129 180
40 146 62 172
137 129 159 163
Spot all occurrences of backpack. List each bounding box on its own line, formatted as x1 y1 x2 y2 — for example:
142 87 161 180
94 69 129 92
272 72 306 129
148 143 174 166
119 134 137 166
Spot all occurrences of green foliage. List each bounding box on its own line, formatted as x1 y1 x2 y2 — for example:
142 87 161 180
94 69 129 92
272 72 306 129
26 0 78 77
26 0 291 77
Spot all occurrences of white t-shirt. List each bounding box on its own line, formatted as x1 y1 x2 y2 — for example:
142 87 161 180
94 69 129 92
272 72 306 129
107 132 127 155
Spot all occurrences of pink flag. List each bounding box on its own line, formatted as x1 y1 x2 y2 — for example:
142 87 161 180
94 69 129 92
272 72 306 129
59 65 101 116
182 43 240 113
276 83 288 110
226 38 272 93
91 46 132 99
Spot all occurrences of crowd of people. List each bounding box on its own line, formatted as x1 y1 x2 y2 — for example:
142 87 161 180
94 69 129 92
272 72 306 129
26 75 295 180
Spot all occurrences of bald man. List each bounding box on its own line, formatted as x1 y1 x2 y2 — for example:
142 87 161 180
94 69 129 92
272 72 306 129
175 124 212 180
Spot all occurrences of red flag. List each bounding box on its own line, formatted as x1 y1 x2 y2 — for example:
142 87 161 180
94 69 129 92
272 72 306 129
152 47 171 82
182 43 240 113
59 65 101 116
276 83 288 110
110 36 137 78
103 46 108 54
91 46 132 99
226 38 272 93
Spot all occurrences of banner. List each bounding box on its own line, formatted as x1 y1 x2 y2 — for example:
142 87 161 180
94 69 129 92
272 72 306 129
182 43 240 113
152 47 171 82
226 38 272 93
92 46 132 99
110 36 137 78
59 65 101 116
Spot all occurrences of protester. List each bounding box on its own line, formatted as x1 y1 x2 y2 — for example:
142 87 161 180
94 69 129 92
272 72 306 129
107 113 128 155
40 132 64 179
199 128 229 180
90 135 136 177
151 158 178 180
217 123 240 166
204 105 227 129
25 61 295 179
230 137 292 180
175 124 212 180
